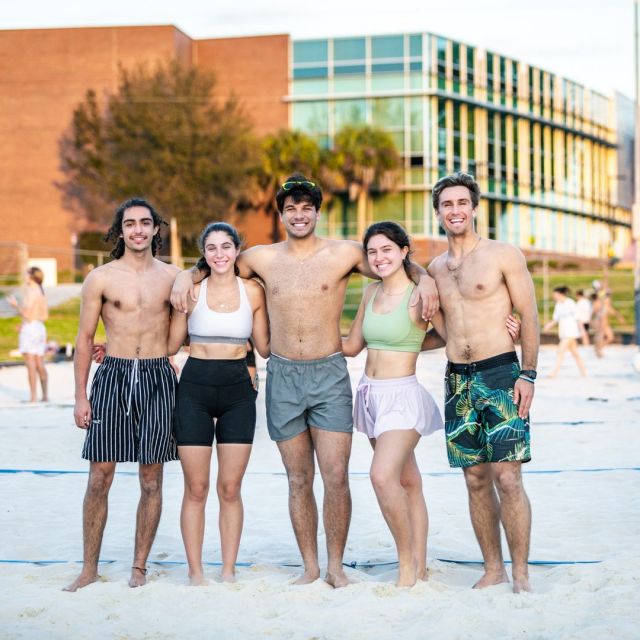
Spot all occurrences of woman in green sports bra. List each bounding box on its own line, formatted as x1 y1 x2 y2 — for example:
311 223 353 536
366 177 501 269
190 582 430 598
342 221 444 588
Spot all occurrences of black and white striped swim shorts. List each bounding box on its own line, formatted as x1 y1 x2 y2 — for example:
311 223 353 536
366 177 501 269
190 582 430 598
82 356 178 464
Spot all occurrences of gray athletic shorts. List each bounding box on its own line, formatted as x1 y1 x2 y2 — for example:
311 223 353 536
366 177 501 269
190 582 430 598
265 353 353 442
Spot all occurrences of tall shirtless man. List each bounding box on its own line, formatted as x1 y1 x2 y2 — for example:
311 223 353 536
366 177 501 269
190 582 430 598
65 198 180 592
427 172 539 593
171 175 438 587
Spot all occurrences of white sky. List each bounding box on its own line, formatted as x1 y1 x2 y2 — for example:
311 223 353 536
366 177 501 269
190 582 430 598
1 0 634 99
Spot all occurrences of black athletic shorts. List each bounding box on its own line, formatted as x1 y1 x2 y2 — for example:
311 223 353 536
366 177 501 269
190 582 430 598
174 357 257 446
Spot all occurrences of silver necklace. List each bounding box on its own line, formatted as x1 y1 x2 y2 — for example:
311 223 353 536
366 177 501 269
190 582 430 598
446 237 482 272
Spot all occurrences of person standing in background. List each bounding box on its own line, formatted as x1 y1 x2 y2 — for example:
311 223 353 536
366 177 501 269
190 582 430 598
7 267 49 402
575 289 592 346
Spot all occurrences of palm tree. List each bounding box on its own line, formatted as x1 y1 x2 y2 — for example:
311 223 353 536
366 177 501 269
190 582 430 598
331 125 402 238
257 129 324 242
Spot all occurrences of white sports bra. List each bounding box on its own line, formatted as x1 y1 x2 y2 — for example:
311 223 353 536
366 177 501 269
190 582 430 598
188 277 253 345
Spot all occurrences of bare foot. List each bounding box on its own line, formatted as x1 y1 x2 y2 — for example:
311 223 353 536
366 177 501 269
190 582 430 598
63 571 98 592
220 572 236 583
325 570 350 588
396 561 417 588
416 566 429 582
292 568 320 585
472 570 509 589
513 576 532 593
128 566 147 588
188 573 209 586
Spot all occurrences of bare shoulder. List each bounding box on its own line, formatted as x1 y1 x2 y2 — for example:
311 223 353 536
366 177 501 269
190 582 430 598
488 241 526 268
427 251 448 276
81 263 112 290
332 238 362 257
327 239 364 267
242 277 265 298
156 259 181 277
243 243 279 260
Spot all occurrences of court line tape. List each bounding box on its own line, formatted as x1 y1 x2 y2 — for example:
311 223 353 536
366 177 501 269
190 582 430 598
0 558 602 567
0 467 638 477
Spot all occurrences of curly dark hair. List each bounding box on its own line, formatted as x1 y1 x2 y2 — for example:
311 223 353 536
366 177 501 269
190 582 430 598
275 172 323 214
104 198 167 259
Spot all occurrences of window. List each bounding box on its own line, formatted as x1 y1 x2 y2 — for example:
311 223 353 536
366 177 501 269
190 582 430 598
292 102 328 134
334 100 367 129
466 46 475 97
372 98 404 128
486 52 494 102
333 37 366 61
437 37 447 90
371 35 404 59
293 40 328 64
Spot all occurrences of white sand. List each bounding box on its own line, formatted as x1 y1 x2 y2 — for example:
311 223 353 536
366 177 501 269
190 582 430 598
0 345 639 639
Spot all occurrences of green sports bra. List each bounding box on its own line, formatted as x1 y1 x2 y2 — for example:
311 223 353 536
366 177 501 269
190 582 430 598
362 283 426 353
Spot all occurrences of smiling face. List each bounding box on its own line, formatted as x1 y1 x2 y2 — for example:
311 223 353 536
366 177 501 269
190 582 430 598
120 205 158 254
435 185 477 237
280 195 320 240
203 230 240 275
365 233 409 279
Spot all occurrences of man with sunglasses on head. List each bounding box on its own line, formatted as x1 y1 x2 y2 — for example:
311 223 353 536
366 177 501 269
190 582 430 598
170 173 439 587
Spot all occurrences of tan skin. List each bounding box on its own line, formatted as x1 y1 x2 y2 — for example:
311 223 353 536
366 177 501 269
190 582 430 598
343 234 430 587
343 234 521 587
427 184 539 594
64 206 180 592
7 274 49 402
171 195 439 588
167 230 269 586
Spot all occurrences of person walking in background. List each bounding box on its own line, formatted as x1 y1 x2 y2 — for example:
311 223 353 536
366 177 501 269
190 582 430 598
543 286 587 377
600 291 624 351
575 289 592 346
7 266 49 402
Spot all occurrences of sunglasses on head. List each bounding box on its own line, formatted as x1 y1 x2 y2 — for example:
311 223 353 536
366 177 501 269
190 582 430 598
281 180 316 191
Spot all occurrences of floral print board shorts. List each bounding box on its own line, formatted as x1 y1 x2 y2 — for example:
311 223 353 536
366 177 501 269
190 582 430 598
444 351 531 468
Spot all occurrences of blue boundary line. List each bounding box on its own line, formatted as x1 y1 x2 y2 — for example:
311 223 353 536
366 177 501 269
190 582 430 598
0 558 601 567
0 467 638 476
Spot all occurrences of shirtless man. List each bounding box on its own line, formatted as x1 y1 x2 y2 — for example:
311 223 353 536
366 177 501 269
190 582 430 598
427 172 539 593
171 174 439 587
65 198 180 592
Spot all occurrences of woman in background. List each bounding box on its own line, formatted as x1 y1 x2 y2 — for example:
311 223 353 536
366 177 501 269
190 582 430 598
544 286 586 377
7 266 49 402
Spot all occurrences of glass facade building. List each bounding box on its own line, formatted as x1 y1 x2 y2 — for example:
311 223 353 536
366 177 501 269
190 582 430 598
288 33 631 259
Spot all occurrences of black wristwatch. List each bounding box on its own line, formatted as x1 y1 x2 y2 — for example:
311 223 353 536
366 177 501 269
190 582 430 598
520 369 537 380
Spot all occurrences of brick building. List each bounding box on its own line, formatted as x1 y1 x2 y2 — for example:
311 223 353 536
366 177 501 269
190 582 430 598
0 26 288 272
0 25 633 276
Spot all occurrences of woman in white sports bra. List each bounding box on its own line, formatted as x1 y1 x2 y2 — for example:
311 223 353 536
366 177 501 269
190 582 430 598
168 222 269 585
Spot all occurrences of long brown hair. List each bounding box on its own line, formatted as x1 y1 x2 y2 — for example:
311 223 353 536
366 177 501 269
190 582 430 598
27 267 44 294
